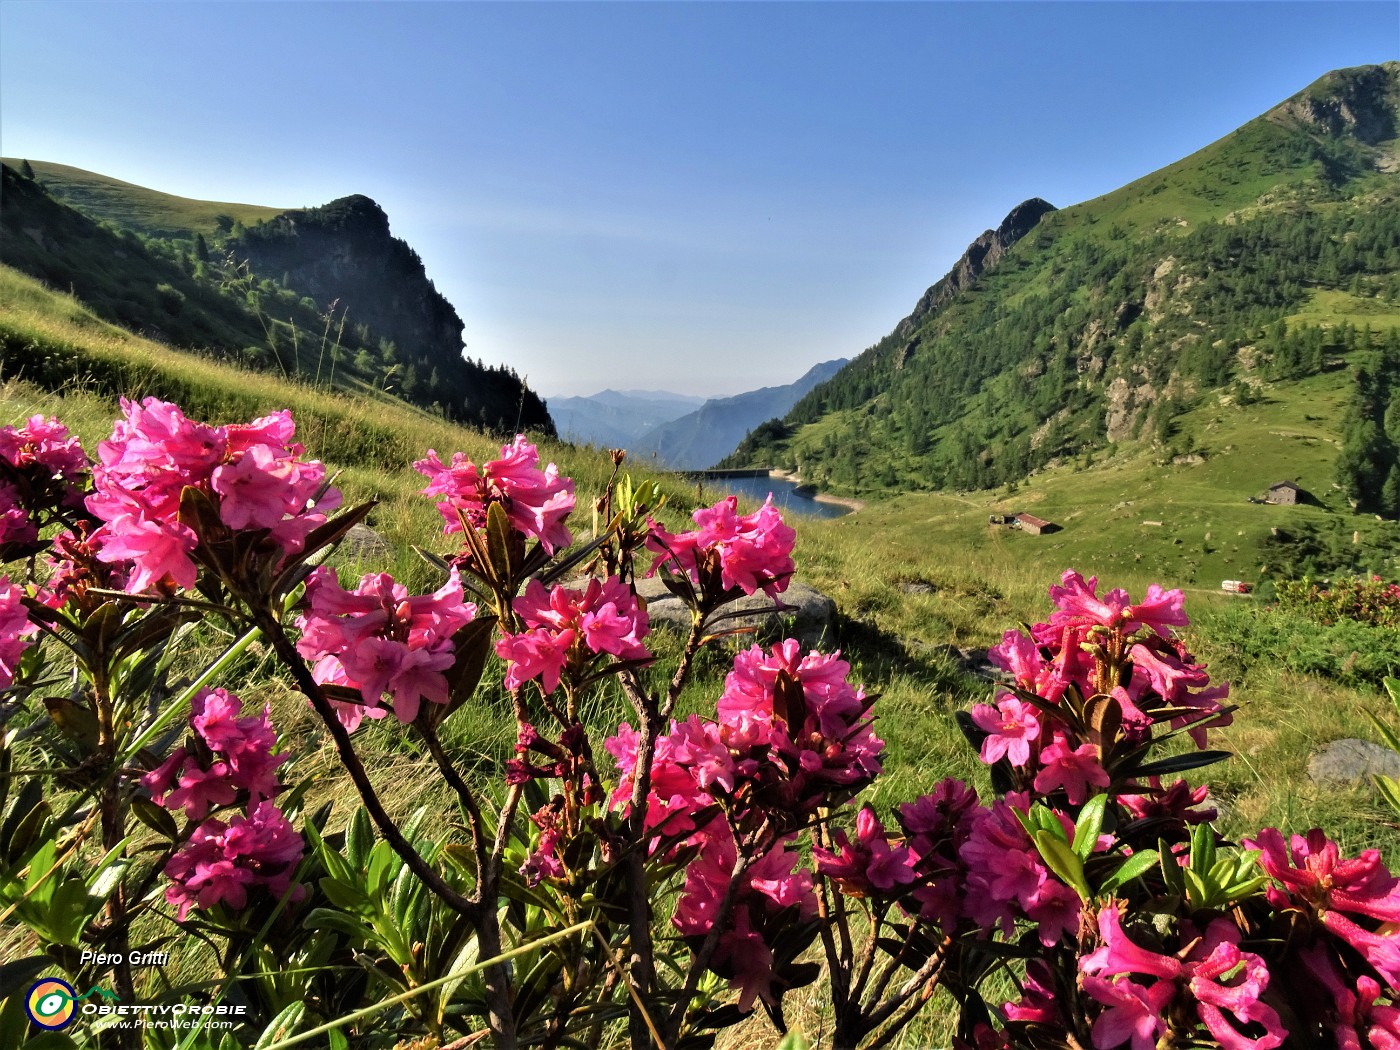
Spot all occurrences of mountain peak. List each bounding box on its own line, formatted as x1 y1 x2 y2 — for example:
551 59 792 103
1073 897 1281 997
897 196 1056 337
1273 62 1399 146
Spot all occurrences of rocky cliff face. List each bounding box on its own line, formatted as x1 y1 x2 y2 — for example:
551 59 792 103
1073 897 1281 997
1275 62 1399 146
896 197 1056 339
235 195 465 365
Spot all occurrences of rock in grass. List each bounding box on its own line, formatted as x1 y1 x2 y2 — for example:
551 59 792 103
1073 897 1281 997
632 575 835 649
1307 738 1400 784
339 523 393 564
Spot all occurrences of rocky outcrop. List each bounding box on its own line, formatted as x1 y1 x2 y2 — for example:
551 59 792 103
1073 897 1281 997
235 195 464 366
234 195 553 433
1276 62 1399 146
895 197 1056 339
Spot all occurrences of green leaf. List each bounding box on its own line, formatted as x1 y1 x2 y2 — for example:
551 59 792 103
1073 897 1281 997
345 808 373 871
1383 676 1400 716
485 501 516 582
302 907 372 941
1133 750 1232 778
1190 823 1216 875
46 877 91 946
1032 830 1090 900
1099 850 1160 894
1374 775 1400 817
1182 867 1209 906
318 877 372 916
366 840 395 899
310 826 357 887
254 1002 306 1050
1072 794 1108 861
1364 710 1400 754
0 955 53 1000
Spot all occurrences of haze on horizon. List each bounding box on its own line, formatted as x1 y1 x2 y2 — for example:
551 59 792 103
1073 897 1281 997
1 1 1395 400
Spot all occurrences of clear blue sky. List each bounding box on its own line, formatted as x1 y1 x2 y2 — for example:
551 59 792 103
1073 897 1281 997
2 2 1396 398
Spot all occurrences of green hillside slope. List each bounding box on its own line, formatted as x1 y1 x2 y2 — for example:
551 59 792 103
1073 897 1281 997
2 158 285 237
0 164 553 434
727 63 1400 501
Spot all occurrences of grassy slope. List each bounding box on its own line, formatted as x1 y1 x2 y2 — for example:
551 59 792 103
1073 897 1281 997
3 159 285 236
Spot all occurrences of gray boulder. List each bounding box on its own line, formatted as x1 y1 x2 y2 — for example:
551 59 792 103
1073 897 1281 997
337 523 393 564
632 575 835 648
1307 738 1400 784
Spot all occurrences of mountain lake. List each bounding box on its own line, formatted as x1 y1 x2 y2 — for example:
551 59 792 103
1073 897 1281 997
688 473 853 518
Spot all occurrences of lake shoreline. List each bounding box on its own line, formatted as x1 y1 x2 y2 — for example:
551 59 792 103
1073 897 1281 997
767 470 866 512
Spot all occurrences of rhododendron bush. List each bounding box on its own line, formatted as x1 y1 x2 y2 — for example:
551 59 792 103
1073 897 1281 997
1 400 1397 1050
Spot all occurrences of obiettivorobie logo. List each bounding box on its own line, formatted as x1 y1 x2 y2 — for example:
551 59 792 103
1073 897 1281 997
25 978 118 1030
24 976 248 1032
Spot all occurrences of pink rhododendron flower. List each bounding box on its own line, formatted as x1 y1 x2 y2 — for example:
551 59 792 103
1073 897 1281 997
141 688 287 820
1082 907 1285 1049
0 575 36 689
1048 570 1187 638
715 640 883 808
295 566 475 723
414 436 575 553
162 801 304 921
1025 878 1082 946
1118 777 1216 826
989 628 1068 701
1083 974 1175 1050
959 796 1053 933
1247 827 1400 987
495 576 651 693
647 494 795 598
814 805 916 896
970 697 1042 767
1033 737 1111 804
0 414 90 554
86 399 339 593
1002 960 1060 1026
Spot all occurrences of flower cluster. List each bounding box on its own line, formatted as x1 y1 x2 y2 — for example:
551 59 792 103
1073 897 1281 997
414 436 575 554
1248 828 1400 1016
1275 573 1400 628
496 576 651 694
647 494 796 599
672 827 815 1011
0 575 36 689
608 641 883 832
142 687 288 820
606 640 880 1009
0 414 89 553
143 688 303 921
85 398 339 593
1080 907 1284 1050
960 793 1086 945
162 801 305 921
972 570 1230 806
295 565 477 728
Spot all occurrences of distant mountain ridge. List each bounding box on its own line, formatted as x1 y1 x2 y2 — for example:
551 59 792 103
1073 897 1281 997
550 388 703 450
634 358 848 470
726 62 1400 496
